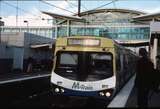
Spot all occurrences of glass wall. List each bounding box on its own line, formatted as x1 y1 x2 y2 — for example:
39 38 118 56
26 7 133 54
57 26 150 40
1 25 150 40
1 26 54 38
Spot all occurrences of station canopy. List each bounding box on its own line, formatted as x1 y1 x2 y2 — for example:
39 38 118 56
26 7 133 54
116 40 149 47
120 41 149 47
133 12 160 21
30 43 52 49
42 11 86 22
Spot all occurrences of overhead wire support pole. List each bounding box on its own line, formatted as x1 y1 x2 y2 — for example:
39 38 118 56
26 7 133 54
65 0 87 12
78 0 81 16
16 0 18 27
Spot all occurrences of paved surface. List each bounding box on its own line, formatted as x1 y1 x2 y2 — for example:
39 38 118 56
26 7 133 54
126 82 160 107
108 74 160 108
0 74 51 108
108 75 135 108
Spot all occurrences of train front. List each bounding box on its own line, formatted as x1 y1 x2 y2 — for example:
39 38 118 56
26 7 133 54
51 36 116 100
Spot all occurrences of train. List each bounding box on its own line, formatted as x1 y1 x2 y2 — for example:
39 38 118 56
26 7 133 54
50 36 138 101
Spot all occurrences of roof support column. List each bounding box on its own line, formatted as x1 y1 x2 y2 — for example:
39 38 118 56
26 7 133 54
67 20 71 37
55 19 58 39
153 38 158 68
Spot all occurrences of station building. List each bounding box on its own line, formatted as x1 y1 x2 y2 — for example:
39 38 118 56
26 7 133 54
42 9 148 40
43 8 151 52
1 8 150 41
0 32 54 74
0 8 158 74
56 8 150 42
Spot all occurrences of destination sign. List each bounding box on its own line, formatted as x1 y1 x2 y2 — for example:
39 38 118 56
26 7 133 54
68 38 100 46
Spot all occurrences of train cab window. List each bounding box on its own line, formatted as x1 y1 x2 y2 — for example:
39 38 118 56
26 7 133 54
91 54 112 71
60 53 78 65
55 52 78 80
55 51 113 81
87 53 113 81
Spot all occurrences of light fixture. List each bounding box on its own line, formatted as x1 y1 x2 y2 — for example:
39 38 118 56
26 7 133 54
55 88 60 93
61 89 65 93
105 92 111 97
99 92 104 96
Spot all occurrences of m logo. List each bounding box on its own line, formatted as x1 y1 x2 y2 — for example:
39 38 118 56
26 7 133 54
72 82 93 90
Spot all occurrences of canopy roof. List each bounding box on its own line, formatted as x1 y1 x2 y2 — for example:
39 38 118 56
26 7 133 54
42 11 85 22
133 12 160 21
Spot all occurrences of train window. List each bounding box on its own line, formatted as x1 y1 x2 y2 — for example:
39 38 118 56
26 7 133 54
60 53 78 65
86 53 113 81
55 52 78 80
91 54 112 70
55 51 113 81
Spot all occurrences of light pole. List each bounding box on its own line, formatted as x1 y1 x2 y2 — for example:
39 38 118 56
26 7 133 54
24 20 29 32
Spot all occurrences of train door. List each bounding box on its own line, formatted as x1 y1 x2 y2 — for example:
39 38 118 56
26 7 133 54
123 54 127 82
120 53 124 84
120 52 129 85
115 49 124 89
124 54 131 81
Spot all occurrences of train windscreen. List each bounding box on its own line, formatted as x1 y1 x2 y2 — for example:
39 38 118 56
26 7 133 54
55 51 113 81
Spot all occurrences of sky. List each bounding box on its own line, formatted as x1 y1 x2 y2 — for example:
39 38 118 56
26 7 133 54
1 0 160 26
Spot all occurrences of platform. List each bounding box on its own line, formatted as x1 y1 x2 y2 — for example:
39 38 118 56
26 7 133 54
108 75 135 107
0 71 51 85
126 85 160 107
108 75 160 108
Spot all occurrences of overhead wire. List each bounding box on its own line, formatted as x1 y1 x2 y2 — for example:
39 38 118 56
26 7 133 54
64 0 76 9
40 0 76 15
65 0 88 12
113 0 117 9
2 0 119 27
2 1 41 19
92 0 119 10
81 0 119 28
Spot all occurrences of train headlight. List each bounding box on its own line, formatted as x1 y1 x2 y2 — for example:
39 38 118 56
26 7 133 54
105 92 111 97
99 92 105 96
61 89 65 93
55 88 60 93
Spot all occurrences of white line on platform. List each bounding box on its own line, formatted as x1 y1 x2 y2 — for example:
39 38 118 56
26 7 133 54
0 74 51 84
107 75 135 108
